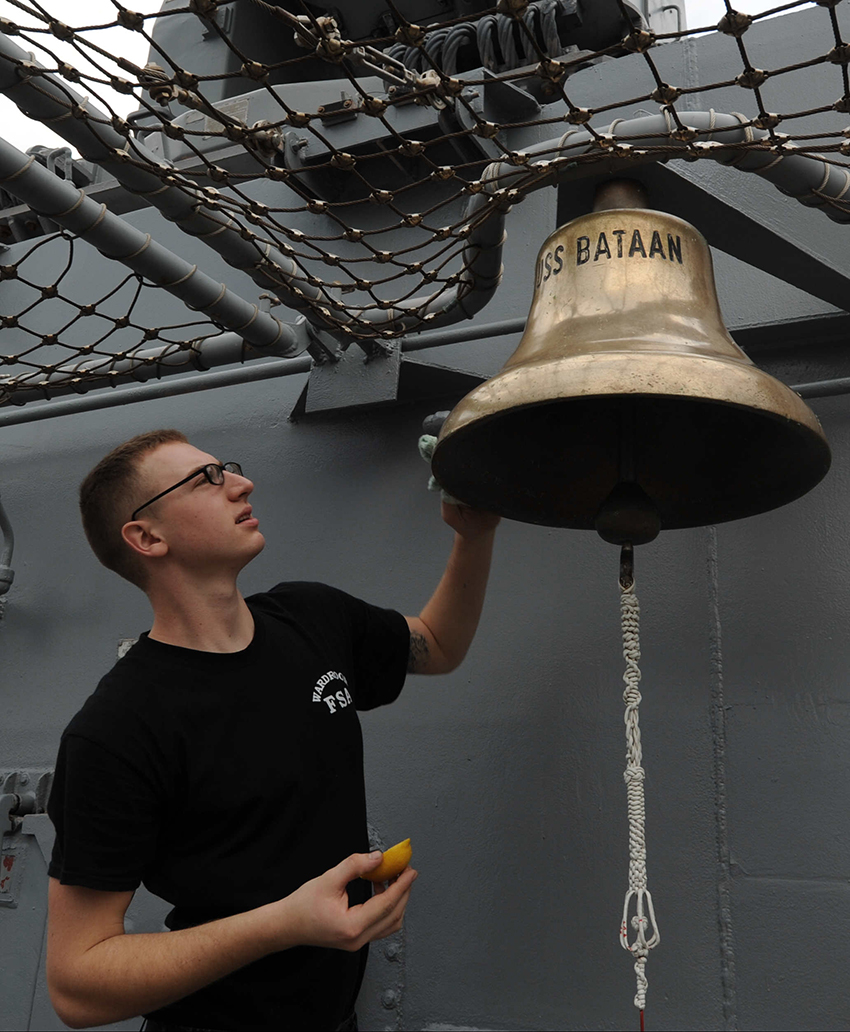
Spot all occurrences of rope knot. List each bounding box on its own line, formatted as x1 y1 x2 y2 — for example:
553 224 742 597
618 577 659 1015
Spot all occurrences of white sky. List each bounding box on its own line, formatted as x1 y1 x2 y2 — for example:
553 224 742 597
0 0 807 154
0 0 163 153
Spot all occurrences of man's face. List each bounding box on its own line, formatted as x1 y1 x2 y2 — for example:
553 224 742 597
131 441 265 573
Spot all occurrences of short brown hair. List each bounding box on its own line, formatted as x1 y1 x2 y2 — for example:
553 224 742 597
79 429 188 588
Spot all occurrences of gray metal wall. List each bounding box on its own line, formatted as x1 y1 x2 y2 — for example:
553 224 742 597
2 10 850 1031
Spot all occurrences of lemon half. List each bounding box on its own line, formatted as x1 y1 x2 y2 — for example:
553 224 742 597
362 838 412 882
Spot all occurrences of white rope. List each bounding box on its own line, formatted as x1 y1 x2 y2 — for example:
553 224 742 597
619 577 660 1012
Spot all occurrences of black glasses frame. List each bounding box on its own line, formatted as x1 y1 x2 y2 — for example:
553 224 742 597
130 462 243 521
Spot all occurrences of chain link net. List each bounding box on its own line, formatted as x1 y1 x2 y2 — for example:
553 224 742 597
0 0 848 404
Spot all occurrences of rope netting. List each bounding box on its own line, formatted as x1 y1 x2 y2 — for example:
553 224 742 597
0 0 849 403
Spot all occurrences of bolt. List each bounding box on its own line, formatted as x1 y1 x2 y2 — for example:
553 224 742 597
17 773 28 786
381 989 398 1009
384 942 401 961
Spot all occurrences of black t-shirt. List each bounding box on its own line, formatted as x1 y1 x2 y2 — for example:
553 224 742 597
47 582 410 1031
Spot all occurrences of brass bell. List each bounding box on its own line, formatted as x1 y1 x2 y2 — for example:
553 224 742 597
432 182 830 543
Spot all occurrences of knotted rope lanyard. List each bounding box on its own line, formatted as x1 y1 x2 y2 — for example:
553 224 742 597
618 546 660 1030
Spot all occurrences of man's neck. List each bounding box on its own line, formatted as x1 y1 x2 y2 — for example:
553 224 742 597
147 576 255 653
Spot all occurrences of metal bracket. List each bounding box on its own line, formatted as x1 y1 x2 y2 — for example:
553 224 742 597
290 351 486 419
318 92 357 126
291 344 402 417
482 70 542 124
20 813 56 865
0 791 36 834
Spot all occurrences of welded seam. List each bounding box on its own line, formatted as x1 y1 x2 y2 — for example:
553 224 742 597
25 844 50 1031
707 526 738 1031
682 37 700 113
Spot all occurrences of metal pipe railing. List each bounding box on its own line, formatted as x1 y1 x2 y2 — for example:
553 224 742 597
0 355 309 427
0 330 308 407
0 137 308 364
491 111 850 224
793 376 850 400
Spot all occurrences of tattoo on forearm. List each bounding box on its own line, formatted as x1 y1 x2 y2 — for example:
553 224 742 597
408 630 430 672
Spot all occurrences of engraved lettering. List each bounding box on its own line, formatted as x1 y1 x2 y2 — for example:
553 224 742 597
543 251 552 281
553 244 564 275
649 231 666 259
628 230 647 258
612 229 626 257
594 232 611 261
576 236 591 265
667 234 683 264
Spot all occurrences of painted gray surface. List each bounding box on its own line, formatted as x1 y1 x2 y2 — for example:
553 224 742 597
2 7 850 1032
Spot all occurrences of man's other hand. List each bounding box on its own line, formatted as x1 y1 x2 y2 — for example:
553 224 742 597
440 500 501 539
277 851 417 953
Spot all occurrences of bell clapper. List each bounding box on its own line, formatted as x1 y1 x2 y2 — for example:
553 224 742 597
596 399 662 548
595 480 661 548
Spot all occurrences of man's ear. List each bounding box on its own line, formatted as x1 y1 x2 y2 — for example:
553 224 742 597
121 520 168 560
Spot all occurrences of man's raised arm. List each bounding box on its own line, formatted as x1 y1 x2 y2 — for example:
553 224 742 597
406 502 501 676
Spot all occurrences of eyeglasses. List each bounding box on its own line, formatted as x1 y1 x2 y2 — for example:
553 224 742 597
131 462 243 521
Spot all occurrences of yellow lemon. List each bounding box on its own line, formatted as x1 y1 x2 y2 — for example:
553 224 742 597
362 838 412 882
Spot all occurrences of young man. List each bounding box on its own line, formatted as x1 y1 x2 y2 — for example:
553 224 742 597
46 429 499 1032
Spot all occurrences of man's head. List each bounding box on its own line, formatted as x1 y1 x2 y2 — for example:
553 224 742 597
80 430 263 589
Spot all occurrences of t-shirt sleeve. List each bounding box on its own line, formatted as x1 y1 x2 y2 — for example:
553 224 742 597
48 731 161 891
346 593 409 710
314 586 408 711
253 581 411 709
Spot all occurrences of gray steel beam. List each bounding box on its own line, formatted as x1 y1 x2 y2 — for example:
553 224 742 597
641 162 850 313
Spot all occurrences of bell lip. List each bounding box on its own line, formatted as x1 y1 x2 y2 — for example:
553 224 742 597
432 353 831 530
436 350 827 444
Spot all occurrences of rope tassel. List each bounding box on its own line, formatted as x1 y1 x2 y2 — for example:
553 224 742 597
619 565 660 1016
